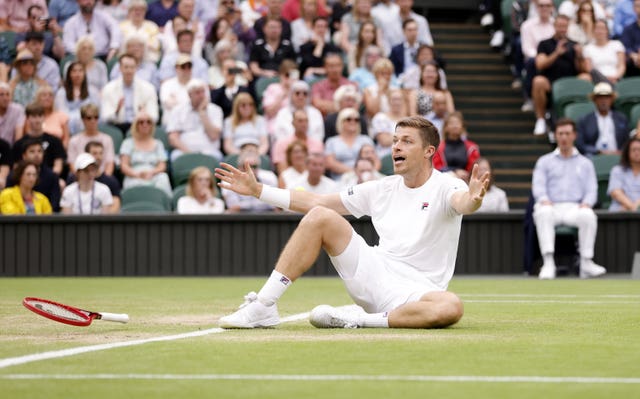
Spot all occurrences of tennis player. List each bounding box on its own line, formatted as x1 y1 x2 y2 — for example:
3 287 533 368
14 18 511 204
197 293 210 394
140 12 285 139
215 116 490 329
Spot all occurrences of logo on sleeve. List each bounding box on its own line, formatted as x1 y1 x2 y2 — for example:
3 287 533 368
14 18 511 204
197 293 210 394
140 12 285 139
348 187 354 195
421 202 429 210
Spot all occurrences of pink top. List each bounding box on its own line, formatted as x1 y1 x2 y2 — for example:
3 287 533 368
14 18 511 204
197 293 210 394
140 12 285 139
43 111 69 142
272 135 324 166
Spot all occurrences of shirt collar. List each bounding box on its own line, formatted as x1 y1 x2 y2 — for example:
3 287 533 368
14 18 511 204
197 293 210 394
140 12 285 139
552 147 579 157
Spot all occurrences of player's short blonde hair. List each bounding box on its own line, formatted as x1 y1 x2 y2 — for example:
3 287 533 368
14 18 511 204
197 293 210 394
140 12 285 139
395 116 440 149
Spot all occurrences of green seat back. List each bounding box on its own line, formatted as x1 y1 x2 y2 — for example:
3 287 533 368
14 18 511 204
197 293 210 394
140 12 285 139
222 153 272 171
591 154 620 209
121 185 172 211
171 153 219 187
630 103 640 129
171 184 187 211
121 201 169 213
551 77 593 118
614 77 640 118
98 123 124 153
380 154 394 176
564 102 595 122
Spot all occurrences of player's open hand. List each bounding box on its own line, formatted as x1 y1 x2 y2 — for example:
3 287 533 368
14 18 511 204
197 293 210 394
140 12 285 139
215 161 261 197
468 163 490 203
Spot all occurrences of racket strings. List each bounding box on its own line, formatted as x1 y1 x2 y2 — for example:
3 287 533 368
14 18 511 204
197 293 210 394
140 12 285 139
27 300 88 322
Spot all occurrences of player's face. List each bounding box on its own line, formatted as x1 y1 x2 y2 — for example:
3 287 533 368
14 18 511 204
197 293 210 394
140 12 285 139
392 126 433 174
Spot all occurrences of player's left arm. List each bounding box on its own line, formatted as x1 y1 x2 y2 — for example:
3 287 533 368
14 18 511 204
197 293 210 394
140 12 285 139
450 163 490 215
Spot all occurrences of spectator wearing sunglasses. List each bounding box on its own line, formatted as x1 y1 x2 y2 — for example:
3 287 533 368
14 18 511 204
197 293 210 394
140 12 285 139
67 103 116 176
325 107 374 180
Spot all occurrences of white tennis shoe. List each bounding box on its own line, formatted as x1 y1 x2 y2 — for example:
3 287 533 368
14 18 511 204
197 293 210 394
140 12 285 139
218 292 280 328
580 260 606 279
309 305 360 329
538 262 556 280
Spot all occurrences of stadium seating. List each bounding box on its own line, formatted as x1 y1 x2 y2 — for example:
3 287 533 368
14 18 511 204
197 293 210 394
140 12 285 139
380 154 394 176
591 154 620 209
631 103 640 130
98 123 124 153
551 77 593 118
614 77 640 119
0 31 17 64
222 153 272 171
564 102 595 122
120 201 168 213
121 185 172 212
171 153 219 187
171 184 187 211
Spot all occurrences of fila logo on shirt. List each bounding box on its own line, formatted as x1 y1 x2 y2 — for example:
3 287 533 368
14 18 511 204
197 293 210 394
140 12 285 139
348 187 354 196
421 202 429 210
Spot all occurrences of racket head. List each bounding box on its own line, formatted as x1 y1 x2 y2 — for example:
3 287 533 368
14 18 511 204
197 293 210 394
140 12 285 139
22 297 95 327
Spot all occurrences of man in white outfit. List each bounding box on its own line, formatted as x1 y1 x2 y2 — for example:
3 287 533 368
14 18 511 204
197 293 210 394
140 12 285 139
215 116 490 329
532 118 606 280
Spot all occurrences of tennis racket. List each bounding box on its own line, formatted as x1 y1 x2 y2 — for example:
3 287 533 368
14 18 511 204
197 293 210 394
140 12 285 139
22 297 129 327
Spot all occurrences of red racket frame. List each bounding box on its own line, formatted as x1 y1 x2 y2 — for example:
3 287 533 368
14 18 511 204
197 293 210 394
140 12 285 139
22 297 96 327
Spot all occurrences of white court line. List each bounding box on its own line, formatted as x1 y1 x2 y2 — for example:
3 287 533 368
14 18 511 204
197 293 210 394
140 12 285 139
0 311 309 370
1 374 639 384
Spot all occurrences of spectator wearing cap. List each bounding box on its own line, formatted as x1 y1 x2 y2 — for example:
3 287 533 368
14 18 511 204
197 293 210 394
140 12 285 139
167 79 224 161
67 103 116 176
223 93 268 155
272 108 324 173
273 80 325 144
0 0 49 33
9 49 50 108
0 160 52 215
311 53 357 117
210 58 254 119
109 34 160 91
323 85 367 142
0 82 26 146
16 4 65 61
576 82 629 157
60 152 114 214
158 28 209 83
15 31 61 90
100 53 159 133
119 0 162 63
62 0 122 61
159 53 193 126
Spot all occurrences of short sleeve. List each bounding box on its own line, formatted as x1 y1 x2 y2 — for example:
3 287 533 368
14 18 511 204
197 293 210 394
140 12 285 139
154 139 168 161
339 179 379 218
119 137 134 156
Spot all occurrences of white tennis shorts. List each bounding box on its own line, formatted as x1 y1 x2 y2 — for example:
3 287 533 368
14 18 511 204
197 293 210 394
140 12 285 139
329 230 442 314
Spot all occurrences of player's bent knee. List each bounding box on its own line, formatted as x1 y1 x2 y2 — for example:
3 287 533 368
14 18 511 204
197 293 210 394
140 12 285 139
434 293 464 328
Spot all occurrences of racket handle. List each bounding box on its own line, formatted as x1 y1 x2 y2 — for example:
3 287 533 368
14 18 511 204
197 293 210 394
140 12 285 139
99 312 130 323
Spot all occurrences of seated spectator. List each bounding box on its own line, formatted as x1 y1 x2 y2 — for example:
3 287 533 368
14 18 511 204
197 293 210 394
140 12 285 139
48 0 79 29
207 39 251 90
567 1 595 46
432 111 480 182
532 15 589 135
118 0 161 63
387 0 433 50
424 90 449 140
0 0 48 33
614 0 636 38
145 0 178 30
223 93 268 155
9 50 49 108
109 34 160 91
298 16 340 80
249 17 296 80
348 44 383 91
216 0 256 60
203 17 246 68
97 0 130 23
0 82 25 146
325 107 374 180
100 53 159 133
338 0 382 55
168 79 223 161
272 108 324 173
291 0 325 52
558 0 606 22
290 151 337 193
253 0 292 41
159 55 193 127
262 60 299 134
608 137 640 211
62 0 122 61
397 44 447 91
620 0 640 77
176 166 225 214
0 160 52 215
576 83 629 156
55 61 100 136
338 155 384 189
159 0 205 56
389 19 425 78
282 0 330 22
474 157 509 212
210 58 253 119
30 86 70 148
15 31 61 90
60 152 114 214
347 20 383 75
277 140 308 188
311 53 357 117
363 58 400 119
0 138 9 189
67 104 116 176
12 103 66 178
70 36 109 95
72 140 121 212
408 61 454 118
8 138 61 211
120 111 172 197
583 19 626 84
357 142 381 171
532 117 605 279
323 85 367 142
158 28 209 83
273 81 325 143
221 147 278 212
370 88 409 159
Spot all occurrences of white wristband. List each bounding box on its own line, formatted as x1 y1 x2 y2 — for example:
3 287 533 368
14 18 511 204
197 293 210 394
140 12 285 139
259 185 291 210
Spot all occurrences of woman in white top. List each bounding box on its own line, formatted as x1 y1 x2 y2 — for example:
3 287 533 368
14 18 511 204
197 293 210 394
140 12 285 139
177 166 225 214
55 61 100 136
474 158 509 213
278 140 309 189
363 58 398 119
223 92 269 155
567 0 595 45
291 0 326 52
583 19 626 84
72 37 108 96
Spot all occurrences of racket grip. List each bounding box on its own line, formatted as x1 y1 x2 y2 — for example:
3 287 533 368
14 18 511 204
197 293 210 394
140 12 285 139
99 312 130 323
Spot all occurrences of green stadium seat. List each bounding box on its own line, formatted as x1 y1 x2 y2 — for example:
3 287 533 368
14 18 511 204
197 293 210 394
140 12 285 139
98 123 124 153
121 185 172 211
380 154 394 176
222 153 272 171
120 201 168 213
630 103 640 129
255 76 280 112
564 102 595 122
501 0 516 37
591 154 620 209
614 77 640 119
171 184 186 211
0 31 17 63
551 77 593 118
171 153 219 187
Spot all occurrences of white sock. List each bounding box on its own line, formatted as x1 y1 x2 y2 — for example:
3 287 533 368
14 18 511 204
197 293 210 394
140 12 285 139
358 311 389 328
580 257 591 266
543 253 555 266
257 270 292 306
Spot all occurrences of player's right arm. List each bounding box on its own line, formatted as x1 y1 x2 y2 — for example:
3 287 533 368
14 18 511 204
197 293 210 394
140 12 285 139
215 162 350 215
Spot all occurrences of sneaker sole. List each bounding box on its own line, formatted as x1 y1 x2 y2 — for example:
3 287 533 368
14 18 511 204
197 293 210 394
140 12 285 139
219 317 280 329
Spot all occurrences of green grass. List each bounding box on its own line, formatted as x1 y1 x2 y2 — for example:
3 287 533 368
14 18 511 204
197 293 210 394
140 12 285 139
1 277 639 398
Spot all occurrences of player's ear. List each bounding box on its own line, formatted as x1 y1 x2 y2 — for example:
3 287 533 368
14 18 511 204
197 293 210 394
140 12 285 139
424 145 435 159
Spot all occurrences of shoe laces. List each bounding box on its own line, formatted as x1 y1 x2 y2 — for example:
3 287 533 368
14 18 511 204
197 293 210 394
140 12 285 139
239 291 258 309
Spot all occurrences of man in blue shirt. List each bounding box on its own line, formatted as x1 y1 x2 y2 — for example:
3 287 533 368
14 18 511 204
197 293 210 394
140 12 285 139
532 118 606 280
620 0 640 76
